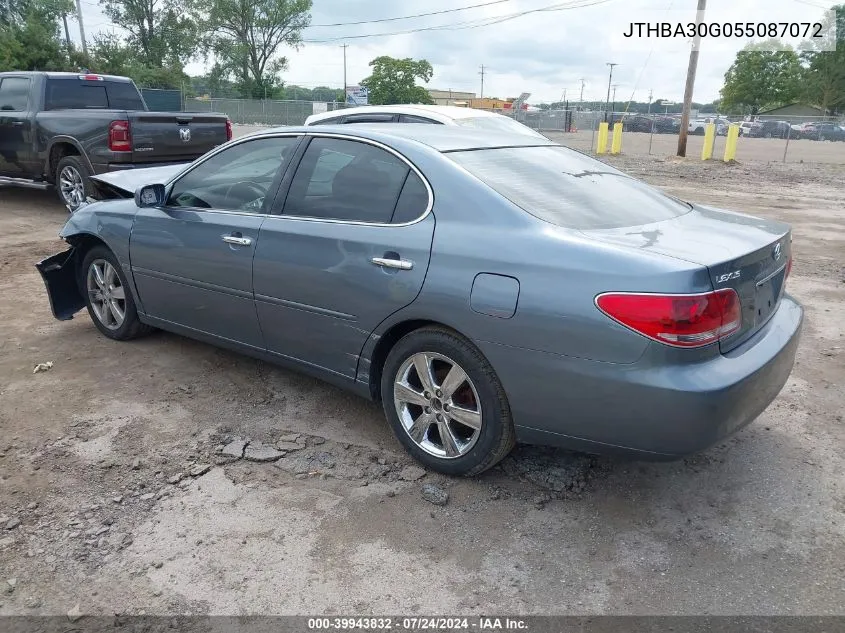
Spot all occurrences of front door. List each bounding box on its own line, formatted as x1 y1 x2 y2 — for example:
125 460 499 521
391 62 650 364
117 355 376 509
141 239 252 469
253 135 435 377
0 76 34 176
130 134 302 349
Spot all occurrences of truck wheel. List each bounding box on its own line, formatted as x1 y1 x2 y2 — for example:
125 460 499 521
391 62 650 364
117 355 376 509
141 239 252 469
56 155 94 212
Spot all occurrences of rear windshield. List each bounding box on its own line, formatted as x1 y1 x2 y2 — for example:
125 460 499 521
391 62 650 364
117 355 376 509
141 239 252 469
45 79 145 111
453 116 547 139
447 145 691 229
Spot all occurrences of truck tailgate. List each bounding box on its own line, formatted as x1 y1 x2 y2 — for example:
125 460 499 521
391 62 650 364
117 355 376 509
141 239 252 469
128 112 228 163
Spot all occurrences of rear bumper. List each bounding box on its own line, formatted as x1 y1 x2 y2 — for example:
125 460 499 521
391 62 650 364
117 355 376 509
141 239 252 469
480 294 804 459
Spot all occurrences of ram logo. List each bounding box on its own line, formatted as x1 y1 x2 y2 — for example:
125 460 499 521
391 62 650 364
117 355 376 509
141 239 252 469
716 271 741 284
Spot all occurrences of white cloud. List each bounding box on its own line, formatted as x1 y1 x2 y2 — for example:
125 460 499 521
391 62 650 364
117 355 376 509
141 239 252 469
71 0 836 104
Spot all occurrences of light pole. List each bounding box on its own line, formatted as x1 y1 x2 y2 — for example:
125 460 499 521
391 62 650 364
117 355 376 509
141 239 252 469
604 63 617 122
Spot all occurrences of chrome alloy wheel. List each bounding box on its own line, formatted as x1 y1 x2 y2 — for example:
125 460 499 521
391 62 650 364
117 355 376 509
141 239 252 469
86 259 126 330
59 165 85 209
393 352 482 459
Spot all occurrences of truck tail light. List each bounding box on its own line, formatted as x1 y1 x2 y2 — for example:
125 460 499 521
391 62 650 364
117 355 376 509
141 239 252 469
109 120 131 152
595 289 741 348
226 118 233 141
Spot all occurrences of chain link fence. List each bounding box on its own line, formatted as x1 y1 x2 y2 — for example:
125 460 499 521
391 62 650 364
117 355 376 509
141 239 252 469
184 97 349 126
166 94 845 165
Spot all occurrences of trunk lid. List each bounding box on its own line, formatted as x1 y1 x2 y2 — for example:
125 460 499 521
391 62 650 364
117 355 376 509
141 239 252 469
127 112 228 163
581 205 791 352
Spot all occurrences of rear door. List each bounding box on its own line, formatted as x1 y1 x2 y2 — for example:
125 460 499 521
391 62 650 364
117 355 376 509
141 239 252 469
253 134 434 377
0 76 35 176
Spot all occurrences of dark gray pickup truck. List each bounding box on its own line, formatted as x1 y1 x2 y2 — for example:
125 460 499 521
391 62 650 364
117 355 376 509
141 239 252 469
0 71 230 210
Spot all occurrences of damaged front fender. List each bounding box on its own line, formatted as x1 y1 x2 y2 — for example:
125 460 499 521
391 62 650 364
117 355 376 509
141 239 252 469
35 247 85 321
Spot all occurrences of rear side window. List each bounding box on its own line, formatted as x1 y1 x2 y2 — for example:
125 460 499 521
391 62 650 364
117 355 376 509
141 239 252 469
448 146 691 230
398 114 438 124
0 77 31 111
105 82 145 110
343 113 395 123
391 172 429 223
311 116 342 125
284 137 410 223
46 79 108 109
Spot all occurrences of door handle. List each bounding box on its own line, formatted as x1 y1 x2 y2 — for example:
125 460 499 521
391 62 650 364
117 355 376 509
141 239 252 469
371 257 413 270
11 121 24 127
222 235 252 246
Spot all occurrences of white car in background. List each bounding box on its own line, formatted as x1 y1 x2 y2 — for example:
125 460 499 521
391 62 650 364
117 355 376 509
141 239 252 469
304 104 547 139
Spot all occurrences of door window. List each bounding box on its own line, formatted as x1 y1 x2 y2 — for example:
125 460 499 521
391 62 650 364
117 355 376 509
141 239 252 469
283 137 411 223
342 113 395 123
0 77 31 111
167 136 299 212
398 114 438 124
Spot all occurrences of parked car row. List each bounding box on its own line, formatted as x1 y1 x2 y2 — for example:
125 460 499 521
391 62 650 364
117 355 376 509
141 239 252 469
739 119 845 141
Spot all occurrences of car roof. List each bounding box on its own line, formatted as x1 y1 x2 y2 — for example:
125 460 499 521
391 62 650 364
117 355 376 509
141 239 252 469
306 104 508 124
259 124 557 153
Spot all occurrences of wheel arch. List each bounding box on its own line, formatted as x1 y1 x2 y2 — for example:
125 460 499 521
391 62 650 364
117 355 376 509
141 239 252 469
45 137 94 181
364 318 475 401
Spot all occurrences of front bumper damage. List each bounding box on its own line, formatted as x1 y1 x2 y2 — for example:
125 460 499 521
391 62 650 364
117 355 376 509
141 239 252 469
35 247 85 321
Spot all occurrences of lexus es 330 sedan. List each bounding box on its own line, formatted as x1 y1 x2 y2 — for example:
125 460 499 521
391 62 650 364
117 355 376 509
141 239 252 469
36 125 802 476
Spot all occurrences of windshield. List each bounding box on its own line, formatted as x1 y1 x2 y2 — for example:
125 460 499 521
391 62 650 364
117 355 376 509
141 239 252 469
447 145 691 230
454 115 547 139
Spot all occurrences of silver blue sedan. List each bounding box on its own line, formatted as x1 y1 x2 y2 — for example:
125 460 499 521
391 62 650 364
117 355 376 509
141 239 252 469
36 125 803 475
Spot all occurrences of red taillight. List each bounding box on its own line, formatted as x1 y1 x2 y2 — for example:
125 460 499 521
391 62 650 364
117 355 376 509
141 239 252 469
596 289 741 348
225 118 233 141
79 74 103 81
108 120 131 152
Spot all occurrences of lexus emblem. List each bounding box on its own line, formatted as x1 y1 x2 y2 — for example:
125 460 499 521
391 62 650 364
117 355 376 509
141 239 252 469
179 127 191 142
772 243 782 261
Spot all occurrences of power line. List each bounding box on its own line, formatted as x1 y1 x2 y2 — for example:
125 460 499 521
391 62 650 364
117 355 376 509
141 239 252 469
302 0 615 43
309 0 514 28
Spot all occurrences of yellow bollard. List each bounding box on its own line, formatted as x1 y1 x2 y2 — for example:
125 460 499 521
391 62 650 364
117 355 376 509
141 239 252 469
596 122 609 154
701 123 716 160
723 124 740 162
610 122 623 154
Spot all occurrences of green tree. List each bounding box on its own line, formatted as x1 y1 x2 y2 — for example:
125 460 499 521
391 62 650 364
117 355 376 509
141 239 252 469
800 4 845 114
99 0 198 69
205 0 311 99
0 0 79 72
360 56 434 105
720 40 803 115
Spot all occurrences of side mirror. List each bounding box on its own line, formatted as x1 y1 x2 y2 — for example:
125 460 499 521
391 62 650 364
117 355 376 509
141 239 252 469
134 184 166 208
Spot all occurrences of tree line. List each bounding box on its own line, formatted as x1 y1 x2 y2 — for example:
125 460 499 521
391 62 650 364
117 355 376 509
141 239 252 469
720 5 844 115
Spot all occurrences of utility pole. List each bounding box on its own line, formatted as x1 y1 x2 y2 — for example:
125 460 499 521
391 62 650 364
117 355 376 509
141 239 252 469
611 84 619 121
677 0 707 157
479 65 486 100
647 88 653 114
579 78 585 104
62 13 72 50
341 44 348 104
74 0 88 57
604 62 617 122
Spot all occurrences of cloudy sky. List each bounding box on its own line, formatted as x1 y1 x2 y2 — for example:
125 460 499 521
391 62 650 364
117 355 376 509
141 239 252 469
72 0 836 104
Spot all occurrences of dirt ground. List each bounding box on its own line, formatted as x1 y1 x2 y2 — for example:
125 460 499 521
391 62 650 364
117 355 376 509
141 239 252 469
0 147 843 617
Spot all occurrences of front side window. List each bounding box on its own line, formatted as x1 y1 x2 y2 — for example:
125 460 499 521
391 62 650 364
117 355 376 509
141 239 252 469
283 137 411 223
167 136 299 212
0 77 31 111
447 145 691 230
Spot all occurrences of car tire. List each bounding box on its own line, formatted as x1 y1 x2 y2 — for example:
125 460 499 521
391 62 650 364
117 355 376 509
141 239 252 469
56 155 94 212
80 245 154 341
380 326 515 476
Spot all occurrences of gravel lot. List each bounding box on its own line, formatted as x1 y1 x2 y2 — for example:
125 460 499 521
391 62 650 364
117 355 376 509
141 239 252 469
0 145 843 617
